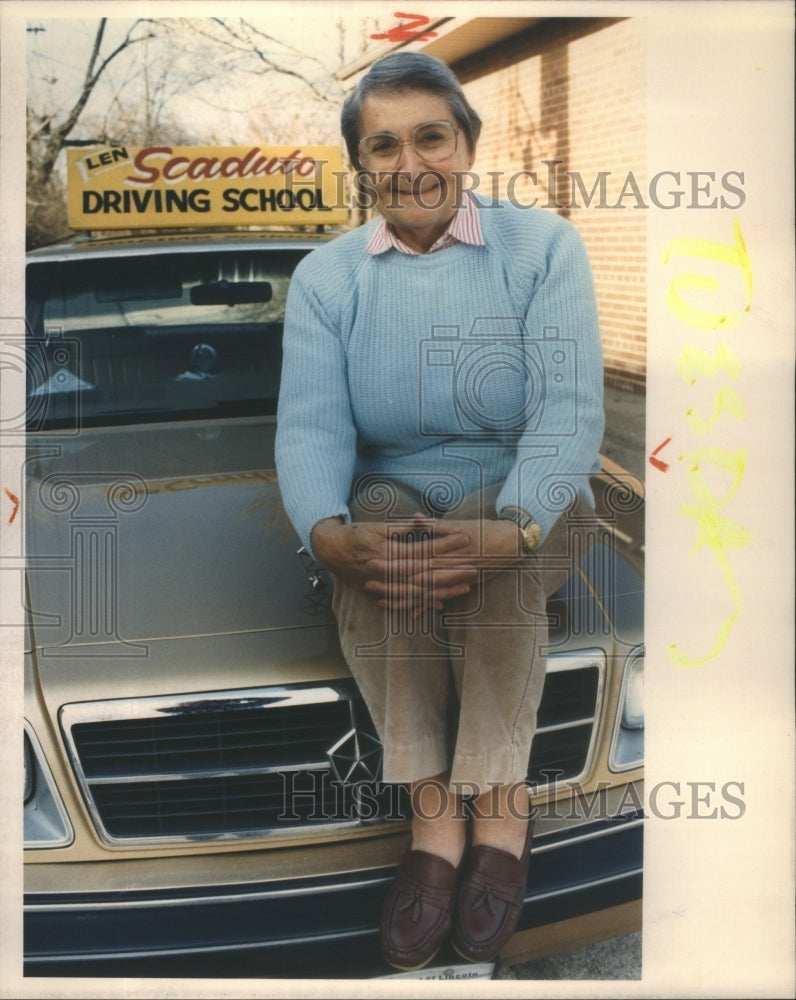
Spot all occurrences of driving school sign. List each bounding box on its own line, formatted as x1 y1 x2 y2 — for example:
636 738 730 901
66 144 348 229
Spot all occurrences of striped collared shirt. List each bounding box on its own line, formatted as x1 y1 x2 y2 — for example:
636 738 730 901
365 191 484 256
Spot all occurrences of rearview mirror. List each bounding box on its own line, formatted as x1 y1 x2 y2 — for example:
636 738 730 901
190 280 273 306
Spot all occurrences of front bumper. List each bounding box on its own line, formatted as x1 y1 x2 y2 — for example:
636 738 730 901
25 807 643 978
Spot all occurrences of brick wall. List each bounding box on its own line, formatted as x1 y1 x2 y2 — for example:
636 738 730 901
452 18 647 394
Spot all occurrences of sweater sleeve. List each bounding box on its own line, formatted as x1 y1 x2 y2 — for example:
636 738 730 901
495 215 605 541
275 255 357 554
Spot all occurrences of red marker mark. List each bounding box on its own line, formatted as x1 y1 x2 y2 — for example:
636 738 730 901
370 12 438 42
649 437 673 473
4 487 20 524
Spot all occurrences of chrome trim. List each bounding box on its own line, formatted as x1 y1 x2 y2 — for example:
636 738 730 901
596 518 633 545
609 644 645 773
26 874 392 913
538 716 598 734
60 683 352 728
59 653 606 848
532 816 644 855
25 817 643 914
109 816 371 847
85 761 333 786
545 650 602 675
27 234 332 265
532 648 606 791
59 683 363 848
525 865 643 905
25 925 378 963
23 720 74 850
25 870 643 965
26 867 644 964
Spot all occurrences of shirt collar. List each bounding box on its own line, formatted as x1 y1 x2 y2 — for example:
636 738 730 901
365 191 484 256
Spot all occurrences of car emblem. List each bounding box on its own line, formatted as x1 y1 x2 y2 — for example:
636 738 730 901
326 727 383 784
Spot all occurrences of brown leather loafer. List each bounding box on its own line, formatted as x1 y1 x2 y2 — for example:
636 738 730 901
380 848 459 971
452 819 534 963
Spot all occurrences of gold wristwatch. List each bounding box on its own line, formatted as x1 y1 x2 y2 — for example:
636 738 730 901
499 506 542 554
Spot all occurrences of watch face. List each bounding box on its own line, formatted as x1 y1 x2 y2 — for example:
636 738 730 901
500 508 539 551
525 522 542 550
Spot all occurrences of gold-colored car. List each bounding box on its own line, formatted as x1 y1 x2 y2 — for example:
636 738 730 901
23 229 644 980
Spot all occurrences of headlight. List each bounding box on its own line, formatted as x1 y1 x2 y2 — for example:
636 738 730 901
24 722 73 849
609 647 644 771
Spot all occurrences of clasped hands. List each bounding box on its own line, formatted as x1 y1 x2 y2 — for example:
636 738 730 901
310 513 524 617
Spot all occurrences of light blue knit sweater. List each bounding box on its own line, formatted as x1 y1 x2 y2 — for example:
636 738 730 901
275 198 605 554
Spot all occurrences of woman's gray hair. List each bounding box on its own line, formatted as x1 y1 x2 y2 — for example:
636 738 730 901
341 52 482 169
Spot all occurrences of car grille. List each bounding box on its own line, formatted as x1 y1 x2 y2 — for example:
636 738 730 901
60 651 604 845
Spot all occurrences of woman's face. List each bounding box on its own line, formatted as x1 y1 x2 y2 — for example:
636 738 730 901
358 89 475 253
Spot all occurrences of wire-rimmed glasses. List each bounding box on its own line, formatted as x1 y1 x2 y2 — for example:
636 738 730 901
358 120 460 170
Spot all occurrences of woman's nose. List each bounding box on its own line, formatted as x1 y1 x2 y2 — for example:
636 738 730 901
395 140 426 174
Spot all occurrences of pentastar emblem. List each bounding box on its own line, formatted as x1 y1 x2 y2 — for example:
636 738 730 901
326 727 383 784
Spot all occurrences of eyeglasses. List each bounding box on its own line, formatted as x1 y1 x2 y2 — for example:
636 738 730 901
358 120 460 170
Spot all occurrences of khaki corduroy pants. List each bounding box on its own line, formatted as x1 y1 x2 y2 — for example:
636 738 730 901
331 479 592 795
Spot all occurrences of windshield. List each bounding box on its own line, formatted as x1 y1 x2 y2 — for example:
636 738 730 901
25 248 309 430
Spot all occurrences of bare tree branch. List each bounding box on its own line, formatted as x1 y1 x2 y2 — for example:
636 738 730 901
193 17 340 105
26 14 356 245
31 18 160 182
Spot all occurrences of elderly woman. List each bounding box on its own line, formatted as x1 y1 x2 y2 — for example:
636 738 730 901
275 52 604 970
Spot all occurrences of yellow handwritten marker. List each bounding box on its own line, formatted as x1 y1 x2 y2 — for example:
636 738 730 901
685 387 747 434
668 447 753 667
663 219 753 329
668 505 754 668
684 446 747 508
677 343 742 385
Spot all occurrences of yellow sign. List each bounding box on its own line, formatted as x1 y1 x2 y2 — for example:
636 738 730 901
67 144 348 230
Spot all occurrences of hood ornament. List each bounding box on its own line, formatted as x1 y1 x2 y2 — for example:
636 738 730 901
326 727 383 784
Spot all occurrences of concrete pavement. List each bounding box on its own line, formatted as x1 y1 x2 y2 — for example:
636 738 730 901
503 931 642 981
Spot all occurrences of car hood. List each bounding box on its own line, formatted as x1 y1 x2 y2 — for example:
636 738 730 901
25 417 336 655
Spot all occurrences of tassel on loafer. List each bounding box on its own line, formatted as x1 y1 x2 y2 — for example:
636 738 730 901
452 818 535 963
380 848 459 971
